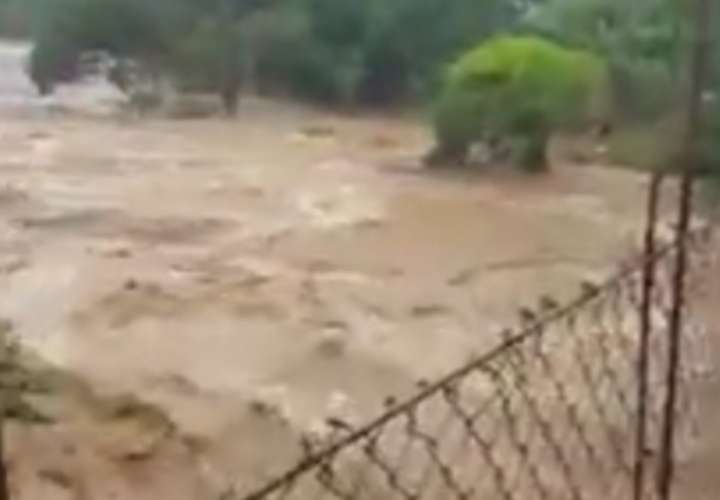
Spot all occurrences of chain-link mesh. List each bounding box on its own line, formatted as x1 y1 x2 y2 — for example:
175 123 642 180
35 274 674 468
236 224 716 500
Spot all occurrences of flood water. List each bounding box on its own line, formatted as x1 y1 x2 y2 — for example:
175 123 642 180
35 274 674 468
1 40 692 499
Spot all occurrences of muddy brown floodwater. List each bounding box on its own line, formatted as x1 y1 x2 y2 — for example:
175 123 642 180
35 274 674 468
0 41 699 499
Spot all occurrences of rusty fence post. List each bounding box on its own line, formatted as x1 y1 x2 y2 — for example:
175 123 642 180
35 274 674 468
0 337 8 500
657 172 694 500
634 172 663 500
0 420 8 500
657 0 712 498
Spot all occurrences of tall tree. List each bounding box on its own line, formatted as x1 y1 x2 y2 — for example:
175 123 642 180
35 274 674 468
522 0 685 118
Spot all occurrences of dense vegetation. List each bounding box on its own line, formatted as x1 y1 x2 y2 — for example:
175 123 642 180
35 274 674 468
428 36 610 171
3 0 716 176
19 0 523 112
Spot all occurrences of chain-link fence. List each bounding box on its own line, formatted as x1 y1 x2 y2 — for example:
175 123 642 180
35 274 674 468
232 0 720 498
235 202 715 500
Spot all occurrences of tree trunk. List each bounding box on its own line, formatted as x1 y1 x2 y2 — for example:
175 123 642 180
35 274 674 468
220 80 241 116
518 128 550 173
423 141 469 168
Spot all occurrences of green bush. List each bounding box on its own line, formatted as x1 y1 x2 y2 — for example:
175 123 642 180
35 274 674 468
46 0 168 56
521 0 683 123
429 35 610 171
610 57 676 121
280 48 363 106
172 19 225 91
251 9 327 100
27 0 174 94
29 33 82 95
170 17 244 113
25 0 526 110
305 0 368 49
248 6 362 106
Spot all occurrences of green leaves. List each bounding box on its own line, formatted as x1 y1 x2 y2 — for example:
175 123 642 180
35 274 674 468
521 0 683 119
306 0 368 48
432 36 610 170
445 36 608 127
27 0 526 106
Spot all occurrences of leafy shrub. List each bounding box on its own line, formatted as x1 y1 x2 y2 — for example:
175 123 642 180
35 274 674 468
430 36 610 171
521 0 683 123
46 0 168 56
305 0 368 49
27 0 173 94
251 10 327 100
609 57 676 121
249 6 362 106
26 0 525 110
358 33 413 105
29 33 82 95
237 0 521 107
170 17 244 113
171 23 220 93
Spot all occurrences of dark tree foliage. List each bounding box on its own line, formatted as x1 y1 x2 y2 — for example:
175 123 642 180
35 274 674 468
21 0 702 181
28 0 178 94
26 0 524 108
522 0 686 120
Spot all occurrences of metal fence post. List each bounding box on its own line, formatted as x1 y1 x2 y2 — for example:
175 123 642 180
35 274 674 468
0 420 8 500
633 172 662 500
657 0 712 498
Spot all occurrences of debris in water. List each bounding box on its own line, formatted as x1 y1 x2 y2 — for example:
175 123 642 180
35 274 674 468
448 268 477 286
580 280 600 297
538 294 560 312
316 326 348 358
0 318 13 335
288 125 336 145
27 131 52 140
100 394 173 426
102 247 132 259
300 124 335 138
247 385 291 425
248 399 273 416
326 417 354 433
123 444 158 462
124 278 139 291
410 303 451 318
0 184 30 205
37 469 74 490
517 306 537 323
322 319 349 331
355 218 384 230
149 373 204 397
369 134 399 149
